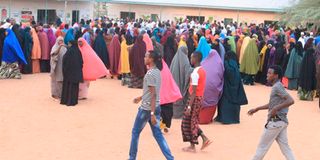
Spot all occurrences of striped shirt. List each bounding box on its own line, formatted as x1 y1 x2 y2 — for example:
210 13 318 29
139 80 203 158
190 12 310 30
141 67 161 110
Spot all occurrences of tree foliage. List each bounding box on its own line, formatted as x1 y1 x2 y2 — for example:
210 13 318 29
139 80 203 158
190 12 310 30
280 0 320 27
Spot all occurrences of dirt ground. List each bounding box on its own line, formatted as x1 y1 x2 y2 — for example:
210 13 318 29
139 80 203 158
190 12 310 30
0 73 319 160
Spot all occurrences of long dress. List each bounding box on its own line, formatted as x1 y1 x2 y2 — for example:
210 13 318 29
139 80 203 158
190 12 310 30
255 45 268 84
38 29 51 72
21 27 33 74
60 44 83 106
285 48 304 90
128 35 146 89
240 39 259 85
314 43 320 96
163 36 177 67
0 29 27 79
120 38 131 86
170 46 192 118
200 49 224 124
77 38 109 99
215 59 248 124
93 31 110 69
108 34 121 76
239 36 251 64
50 37 67 98
298 48 316 101
0 28 6 68
31 28 41 73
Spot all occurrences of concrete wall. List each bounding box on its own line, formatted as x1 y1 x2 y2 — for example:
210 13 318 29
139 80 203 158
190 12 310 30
107 3 280 23
0 0 94 24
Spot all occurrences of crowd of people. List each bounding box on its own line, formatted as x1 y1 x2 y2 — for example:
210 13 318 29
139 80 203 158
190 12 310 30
0 16 319 159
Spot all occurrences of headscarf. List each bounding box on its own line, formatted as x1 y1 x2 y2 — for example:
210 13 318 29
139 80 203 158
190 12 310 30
239 36 251 64
38 27 50 60
64 28 74 45
240 39 259 75
120 37 130 74
12 24 24 48
299 48 316 91
129 35 147 77
62 40 83 83
196 36 211 61
93 30 110 69
125 29 134 45
78 38 109 81
160 30 172 45
21 27 33 74
50 36 67 81
153 28 161 43
163 35 177 67
187 32 195 59
142 33 154 52
108 34 121 75
314 43 320 62
228 36 236 53
160 60 182 105
201 49 224 107
219 42 226 62
2 29 27 64
30 28 41 60
170 46 192 118
151 36 164 57
178 35 187 48
47 28 56 50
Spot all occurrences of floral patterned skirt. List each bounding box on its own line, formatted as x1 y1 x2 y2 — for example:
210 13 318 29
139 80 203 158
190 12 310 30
0 62 22 79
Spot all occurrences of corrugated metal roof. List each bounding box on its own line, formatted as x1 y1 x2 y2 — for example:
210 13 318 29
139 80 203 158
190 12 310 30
103 0 294 12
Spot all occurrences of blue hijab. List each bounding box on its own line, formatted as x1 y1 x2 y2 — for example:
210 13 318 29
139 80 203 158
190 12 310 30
196 36 211 61
64 28 74 45
2 29 27 64
153 28 161 43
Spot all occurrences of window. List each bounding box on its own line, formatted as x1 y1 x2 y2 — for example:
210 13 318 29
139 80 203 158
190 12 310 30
186 16 205 23
72 10 79 25
120 12 135 20
224 18 233 25
37 9 56 24
151 14 159 21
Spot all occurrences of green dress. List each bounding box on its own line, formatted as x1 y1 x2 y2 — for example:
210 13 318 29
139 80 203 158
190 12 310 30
240 39 259 75
284 48 303 90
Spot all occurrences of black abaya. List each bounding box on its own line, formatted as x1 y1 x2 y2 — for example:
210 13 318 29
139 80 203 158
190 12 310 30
21 27 33 74
60 44 83 106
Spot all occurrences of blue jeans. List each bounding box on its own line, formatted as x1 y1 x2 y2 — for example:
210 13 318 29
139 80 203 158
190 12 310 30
129 106 174 160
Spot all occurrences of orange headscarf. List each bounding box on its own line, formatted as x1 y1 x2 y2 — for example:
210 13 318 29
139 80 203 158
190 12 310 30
31 28 41 60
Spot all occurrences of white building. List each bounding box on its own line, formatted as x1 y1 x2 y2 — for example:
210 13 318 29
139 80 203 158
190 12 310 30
0 0 94 24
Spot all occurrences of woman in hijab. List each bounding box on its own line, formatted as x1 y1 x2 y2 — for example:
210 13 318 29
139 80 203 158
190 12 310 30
78 38 109 100
199 49 224 124
0 28 6 62
0 29 27 79
120 35 132 86
298 48 316 101
38 26 51 72
93 29 110 69
274 41 286 68
125 29 134 45
236 35 244 62
239 35 251 64
21 27 33 74
304 38 314 51
64 28 75 45
315 44 320 97
153 28 161 43
47 28 56 51
255 41 268 84
159 59 182 133
108 34 121 77
196 36 211 61
170 46 192 118
223 37 232 53
163 35 177 67
82 28 93 46
128 35 146 89
187 30 196 60
30 27 41 73
240 38 259 85
50 37 67 99
285 42 304 90
228 36 237 53
143 33 154 52
60 40 83 106
160 30 172 45
178 35 187 48
12 24 24 49
151 36 164 57
215 51 248 124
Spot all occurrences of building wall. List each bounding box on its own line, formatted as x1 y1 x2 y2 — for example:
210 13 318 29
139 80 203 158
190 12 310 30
0 0 94 24
107 3 280 23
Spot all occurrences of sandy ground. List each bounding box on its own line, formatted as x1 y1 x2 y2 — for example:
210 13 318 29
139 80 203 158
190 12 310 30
0 73 319 160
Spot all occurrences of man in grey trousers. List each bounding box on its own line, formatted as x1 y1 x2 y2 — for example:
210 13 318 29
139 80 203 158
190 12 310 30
248 65 296 160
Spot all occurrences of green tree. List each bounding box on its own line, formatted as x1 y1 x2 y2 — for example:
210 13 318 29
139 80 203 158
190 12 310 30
280 0 320 27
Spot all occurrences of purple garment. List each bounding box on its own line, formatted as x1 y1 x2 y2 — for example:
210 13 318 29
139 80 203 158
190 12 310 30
201 49 225 107
267 47 276 68
47 28 56 50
